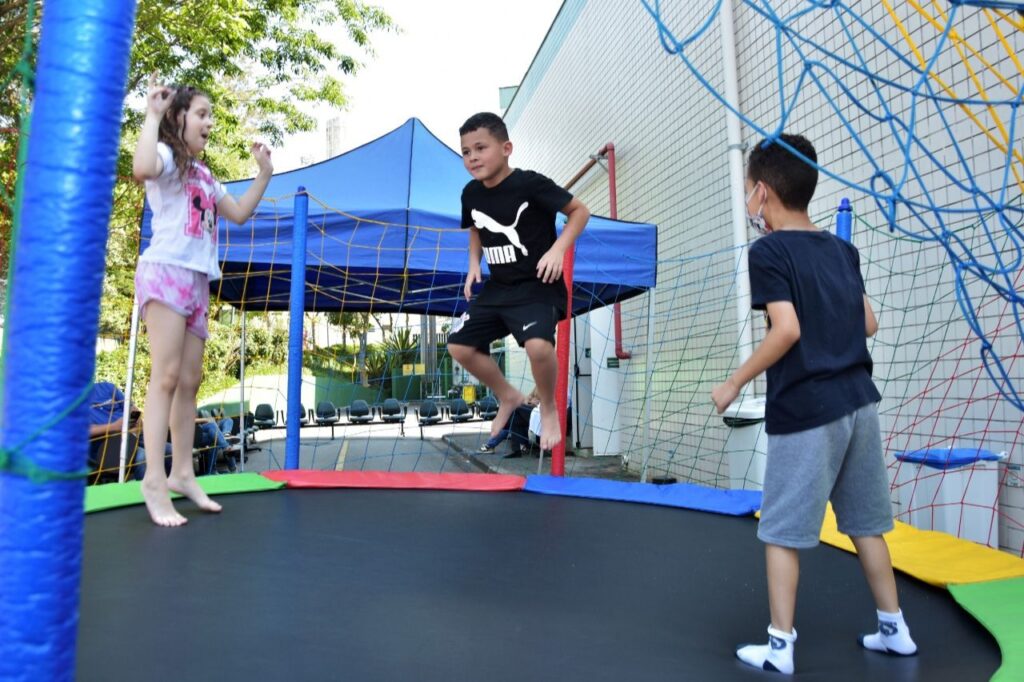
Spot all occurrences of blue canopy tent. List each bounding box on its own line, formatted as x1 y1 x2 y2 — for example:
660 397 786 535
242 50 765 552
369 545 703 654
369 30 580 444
140 118 658 315
137 118 657 469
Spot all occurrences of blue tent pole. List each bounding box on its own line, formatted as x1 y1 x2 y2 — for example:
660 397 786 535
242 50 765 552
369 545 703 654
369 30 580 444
836 197 853 242
285 187 309 468
0 1 137 679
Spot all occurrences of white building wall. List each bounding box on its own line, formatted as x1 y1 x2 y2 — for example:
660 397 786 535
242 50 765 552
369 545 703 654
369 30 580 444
504 0 1023 553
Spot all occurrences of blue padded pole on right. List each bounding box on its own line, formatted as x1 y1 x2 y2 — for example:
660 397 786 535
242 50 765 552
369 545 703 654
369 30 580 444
836 197 853 243
285 187 309 469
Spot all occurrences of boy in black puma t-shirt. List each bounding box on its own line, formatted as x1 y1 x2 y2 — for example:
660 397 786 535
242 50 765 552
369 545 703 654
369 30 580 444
447 112 590 451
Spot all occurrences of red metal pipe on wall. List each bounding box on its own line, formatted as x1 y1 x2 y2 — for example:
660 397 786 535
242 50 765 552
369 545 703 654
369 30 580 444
563 143 630 360
601 143 631 360
551 142 630 474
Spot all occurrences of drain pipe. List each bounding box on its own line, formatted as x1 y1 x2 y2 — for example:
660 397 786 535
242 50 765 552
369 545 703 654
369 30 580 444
564 143 630 359
719 0 755 390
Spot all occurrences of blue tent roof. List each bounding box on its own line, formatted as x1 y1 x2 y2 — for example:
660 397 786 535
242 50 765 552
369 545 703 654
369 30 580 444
140 118 657 315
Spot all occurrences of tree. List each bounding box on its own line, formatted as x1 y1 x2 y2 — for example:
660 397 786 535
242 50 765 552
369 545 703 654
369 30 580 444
2 0 393 290
2 0 393 400
327 311 361 348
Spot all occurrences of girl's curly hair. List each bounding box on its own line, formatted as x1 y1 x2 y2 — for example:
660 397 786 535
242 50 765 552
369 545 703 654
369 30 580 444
157 85 209 184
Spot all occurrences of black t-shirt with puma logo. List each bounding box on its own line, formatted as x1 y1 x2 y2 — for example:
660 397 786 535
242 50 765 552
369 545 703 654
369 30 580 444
461 168 573 315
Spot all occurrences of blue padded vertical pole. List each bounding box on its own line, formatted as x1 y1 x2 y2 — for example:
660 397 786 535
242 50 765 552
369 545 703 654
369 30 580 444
0 1 137 679
285 187 309 468
836 197 853 242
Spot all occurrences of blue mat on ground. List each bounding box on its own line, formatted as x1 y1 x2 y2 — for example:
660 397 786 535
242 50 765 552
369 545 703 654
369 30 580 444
523 476 762 516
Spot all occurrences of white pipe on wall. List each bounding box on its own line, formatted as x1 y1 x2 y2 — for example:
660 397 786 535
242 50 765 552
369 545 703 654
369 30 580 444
719 0 756 392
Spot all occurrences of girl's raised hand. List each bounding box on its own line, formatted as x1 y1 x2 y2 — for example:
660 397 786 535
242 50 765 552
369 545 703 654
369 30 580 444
146 73 174 117
251 142 273 174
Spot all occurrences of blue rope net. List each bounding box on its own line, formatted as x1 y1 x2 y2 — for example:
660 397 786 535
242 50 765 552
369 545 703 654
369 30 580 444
642 0 1024 410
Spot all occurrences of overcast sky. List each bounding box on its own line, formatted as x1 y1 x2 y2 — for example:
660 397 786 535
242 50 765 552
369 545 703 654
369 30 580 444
275 0 563 171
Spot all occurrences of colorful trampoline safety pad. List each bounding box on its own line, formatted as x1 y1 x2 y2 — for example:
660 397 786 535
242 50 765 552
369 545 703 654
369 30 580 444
817 505 1024 588
261 469 527 491
949 578 1024 682
523 475 763 516
84 473 286 513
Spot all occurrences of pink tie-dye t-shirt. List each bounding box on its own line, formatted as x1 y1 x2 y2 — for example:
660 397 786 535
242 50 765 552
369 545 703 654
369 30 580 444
139 142 227 280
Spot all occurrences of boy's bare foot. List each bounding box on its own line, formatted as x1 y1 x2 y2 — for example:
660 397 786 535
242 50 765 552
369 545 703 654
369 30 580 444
491 390 526 437
167 473 223 513
539 403 562 451
141 477 188 527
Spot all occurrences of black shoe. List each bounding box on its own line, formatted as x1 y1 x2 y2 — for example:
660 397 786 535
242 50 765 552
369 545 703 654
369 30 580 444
503 449 524 459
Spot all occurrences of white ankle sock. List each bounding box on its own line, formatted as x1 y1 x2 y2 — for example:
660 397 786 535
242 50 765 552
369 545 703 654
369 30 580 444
736 625 797 675
859 609 917 656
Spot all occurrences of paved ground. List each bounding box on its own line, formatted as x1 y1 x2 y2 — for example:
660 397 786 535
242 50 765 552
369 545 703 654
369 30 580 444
443 431 640 481
234 417 638 481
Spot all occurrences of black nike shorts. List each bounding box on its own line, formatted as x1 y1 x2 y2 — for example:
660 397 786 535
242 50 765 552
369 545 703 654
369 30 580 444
447 301 559 353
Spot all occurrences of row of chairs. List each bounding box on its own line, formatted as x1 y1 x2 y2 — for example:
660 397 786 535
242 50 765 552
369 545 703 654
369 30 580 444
414 397 499 439
249 396 502 439
252 402 391 426
252 399 411 438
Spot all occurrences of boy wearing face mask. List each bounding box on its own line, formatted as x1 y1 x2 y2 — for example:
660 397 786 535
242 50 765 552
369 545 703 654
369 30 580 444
711 134 916 675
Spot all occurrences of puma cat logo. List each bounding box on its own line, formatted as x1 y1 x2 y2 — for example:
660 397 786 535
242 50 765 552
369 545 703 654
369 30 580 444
471 202 529 256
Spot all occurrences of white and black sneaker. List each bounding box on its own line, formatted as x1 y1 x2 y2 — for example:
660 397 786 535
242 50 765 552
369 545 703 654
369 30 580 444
736 625 797 675
859 609 917 656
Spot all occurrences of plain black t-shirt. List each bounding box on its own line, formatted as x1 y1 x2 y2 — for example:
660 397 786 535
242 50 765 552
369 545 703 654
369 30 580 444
748 230 881 434
461 169 573 314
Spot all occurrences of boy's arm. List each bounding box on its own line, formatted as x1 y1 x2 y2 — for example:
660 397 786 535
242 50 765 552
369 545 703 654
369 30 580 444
536 198 590 284
711 300 800 413
464 227 483 301
864 294 878 337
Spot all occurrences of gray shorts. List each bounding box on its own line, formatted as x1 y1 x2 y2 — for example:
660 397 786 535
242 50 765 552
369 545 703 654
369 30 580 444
757 402 893 549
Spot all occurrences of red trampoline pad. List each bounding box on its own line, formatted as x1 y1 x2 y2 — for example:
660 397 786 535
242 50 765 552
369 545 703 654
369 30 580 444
261 470 527 491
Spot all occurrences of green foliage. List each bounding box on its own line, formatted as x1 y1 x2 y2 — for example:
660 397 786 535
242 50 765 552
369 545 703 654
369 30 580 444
365 345 389 388
326 311 373 347
304 342 358 383
383 327 418 367
1 1 393 407
243 318 290 371
95 334 151 405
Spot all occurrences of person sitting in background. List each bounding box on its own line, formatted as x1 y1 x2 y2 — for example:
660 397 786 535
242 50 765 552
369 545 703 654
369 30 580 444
196 409 237 474
479 388 540 458
88 381 155 480
527 395 572 452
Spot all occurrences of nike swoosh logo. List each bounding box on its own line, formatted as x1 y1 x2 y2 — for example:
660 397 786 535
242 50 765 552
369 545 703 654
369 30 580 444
522 322 537 331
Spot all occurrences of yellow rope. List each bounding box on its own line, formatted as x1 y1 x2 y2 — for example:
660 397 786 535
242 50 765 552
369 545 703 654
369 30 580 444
993 7 1024 33
983 8 1024 80
880 0 1024 195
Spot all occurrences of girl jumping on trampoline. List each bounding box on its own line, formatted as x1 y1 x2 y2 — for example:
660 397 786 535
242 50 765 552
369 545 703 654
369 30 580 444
132 75 273 526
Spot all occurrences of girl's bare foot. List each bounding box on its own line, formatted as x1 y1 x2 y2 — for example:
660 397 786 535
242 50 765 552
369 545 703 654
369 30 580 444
141 478 188 527
539 404 562 451
167 473 222 513
491 390 526 438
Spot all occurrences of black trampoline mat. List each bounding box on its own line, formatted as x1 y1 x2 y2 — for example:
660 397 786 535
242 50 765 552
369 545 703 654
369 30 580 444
77 488 1000 681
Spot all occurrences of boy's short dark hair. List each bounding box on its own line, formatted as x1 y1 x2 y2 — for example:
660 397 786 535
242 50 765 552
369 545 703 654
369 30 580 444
459 112 509 142
747 133 818 211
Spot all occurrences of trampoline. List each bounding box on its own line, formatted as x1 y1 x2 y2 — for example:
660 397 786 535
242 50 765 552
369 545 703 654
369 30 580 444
78 475 1003 682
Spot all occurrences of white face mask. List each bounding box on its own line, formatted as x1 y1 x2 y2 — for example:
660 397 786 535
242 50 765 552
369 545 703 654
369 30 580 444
745 184 769 236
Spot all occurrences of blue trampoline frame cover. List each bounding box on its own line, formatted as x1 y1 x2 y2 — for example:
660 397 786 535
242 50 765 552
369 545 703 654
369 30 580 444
139 118 658 315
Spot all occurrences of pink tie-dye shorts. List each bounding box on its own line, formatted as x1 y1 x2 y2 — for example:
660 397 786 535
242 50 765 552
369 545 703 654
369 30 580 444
135 261 210 339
